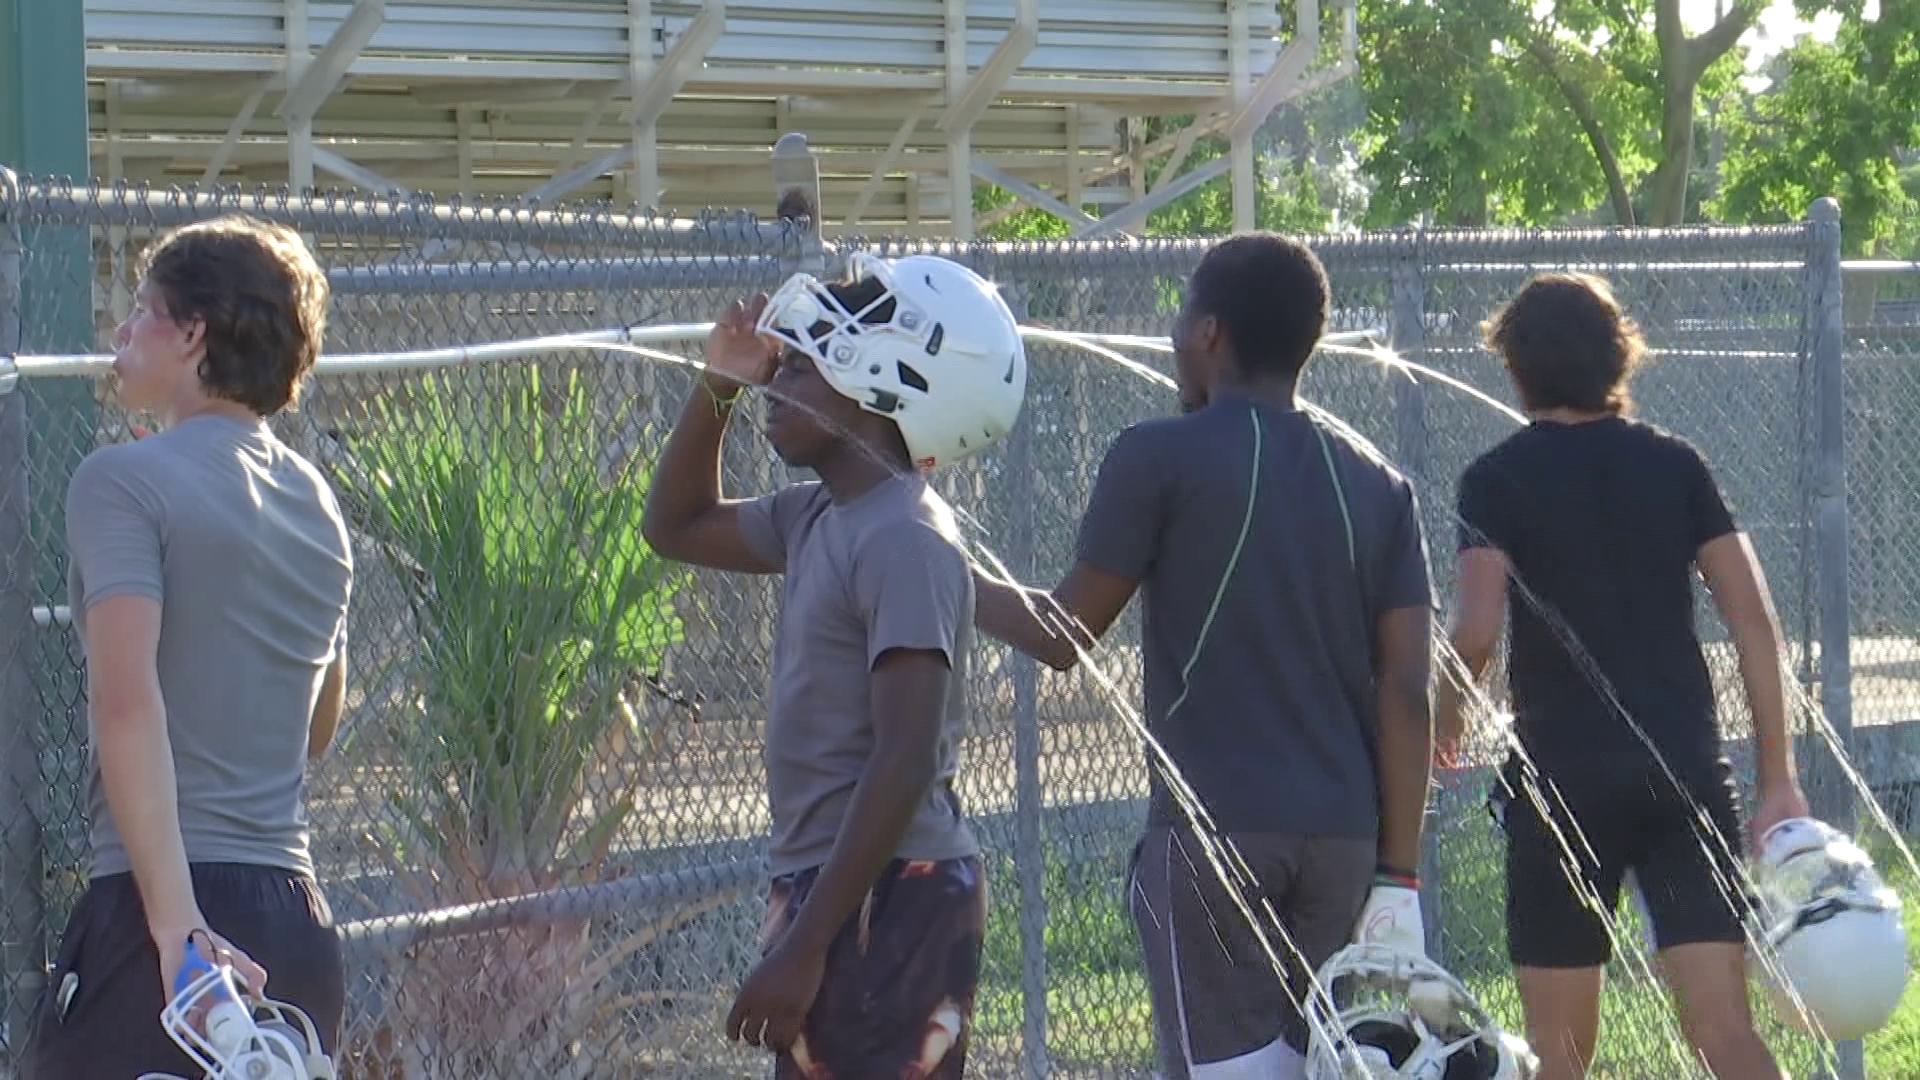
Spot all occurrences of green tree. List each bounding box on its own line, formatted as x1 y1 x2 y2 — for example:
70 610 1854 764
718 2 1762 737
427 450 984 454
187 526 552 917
1353 0 1761 227
1713 1 1920 256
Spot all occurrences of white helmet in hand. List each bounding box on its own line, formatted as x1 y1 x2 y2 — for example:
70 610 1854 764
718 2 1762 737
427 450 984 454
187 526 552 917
1753 816 1908 1041
136 937 335 1080
756 252 1027 471
1306 944 1538 1080
1305 941 1528 1076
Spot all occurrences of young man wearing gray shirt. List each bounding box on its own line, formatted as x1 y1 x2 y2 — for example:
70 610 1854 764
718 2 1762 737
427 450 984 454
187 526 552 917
22 216 353 1078
642 252 1026 1078
977 233 1436 1079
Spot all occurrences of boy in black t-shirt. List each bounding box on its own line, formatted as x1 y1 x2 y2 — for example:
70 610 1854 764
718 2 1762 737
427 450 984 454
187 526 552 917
1438 272 1806 1080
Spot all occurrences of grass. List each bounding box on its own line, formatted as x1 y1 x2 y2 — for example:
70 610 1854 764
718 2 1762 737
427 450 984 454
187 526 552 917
964 824 1920 1078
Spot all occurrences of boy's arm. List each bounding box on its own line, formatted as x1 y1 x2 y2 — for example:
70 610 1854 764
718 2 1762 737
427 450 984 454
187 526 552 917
1684 445 1806 837
973 565 1133 671
973 426 1160 669
1373 484 1435 879
1698 532 1807 832
1350 482 1434 956
307 636 348 761
1438 547 1510 758
65 457 206 971
1437 463 1510 760
641 297 783 573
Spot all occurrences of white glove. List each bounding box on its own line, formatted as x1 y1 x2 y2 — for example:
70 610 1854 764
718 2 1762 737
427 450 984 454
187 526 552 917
1353 880 1426 957
1354 875 1458 1033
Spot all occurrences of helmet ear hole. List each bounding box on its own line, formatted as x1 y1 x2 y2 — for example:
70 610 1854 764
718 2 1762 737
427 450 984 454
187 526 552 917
896 361 930 394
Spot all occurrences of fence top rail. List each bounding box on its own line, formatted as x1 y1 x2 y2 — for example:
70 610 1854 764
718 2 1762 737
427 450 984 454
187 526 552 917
0 172 804 254
851 222 1816 268
0 170 1819 265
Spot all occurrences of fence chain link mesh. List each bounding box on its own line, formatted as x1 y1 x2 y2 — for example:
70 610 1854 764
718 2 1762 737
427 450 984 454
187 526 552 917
0 177 1905 1080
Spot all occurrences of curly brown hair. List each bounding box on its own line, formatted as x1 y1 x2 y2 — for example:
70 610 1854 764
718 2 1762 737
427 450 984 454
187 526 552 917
139 215 329 417
1481 272 1647 415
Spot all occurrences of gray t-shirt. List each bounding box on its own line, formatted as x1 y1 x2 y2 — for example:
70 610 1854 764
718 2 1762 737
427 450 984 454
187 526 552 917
66 413 354 880
1077 393 1432 839
739 473 980 877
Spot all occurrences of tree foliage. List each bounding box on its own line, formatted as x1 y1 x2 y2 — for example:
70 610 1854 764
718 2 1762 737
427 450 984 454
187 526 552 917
1713 0 1920 254
969 2 1914 247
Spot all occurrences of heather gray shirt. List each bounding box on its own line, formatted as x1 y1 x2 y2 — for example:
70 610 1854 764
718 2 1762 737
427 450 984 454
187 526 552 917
1077 393 1432 839
66 413 353 881
739 474 980 878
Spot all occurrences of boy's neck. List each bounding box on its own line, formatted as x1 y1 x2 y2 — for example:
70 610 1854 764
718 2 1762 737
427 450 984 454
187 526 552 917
815 438 909 504
1216 371 1299 411
1530 406 1616 425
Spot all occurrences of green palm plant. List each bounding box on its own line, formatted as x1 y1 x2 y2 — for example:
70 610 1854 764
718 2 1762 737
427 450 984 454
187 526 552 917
331 362 710 1077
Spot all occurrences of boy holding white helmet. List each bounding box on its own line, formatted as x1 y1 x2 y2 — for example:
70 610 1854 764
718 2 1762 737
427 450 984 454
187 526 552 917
976 232 1438 1079
641 252 1026 1078
1438 272 1807 1080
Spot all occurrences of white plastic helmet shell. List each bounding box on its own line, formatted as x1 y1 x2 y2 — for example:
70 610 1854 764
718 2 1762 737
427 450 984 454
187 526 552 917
1754 816 1908 1041
755 252 1028 471
1305 944 1538 1080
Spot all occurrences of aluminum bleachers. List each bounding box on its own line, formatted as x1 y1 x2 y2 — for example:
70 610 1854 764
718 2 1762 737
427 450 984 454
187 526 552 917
83 0 1355 235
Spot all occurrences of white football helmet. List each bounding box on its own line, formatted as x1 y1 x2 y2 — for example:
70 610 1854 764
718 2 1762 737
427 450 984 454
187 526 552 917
138 955 337 1080
755 251 1028 471
1306 944 1538 1080
1753 816 1908 1041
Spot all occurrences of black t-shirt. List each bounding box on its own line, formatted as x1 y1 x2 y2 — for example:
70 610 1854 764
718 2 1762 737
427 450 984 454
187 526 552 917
1077 393 1434 838
1456 417 1738 783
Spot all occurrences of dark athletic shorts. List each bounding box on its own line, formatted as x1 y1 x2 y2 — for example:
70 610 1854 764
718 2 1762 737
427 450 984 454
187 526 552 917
1495 753 1753 969
1127 825 1375 1076
759 855 987 1080
20 861 345 1080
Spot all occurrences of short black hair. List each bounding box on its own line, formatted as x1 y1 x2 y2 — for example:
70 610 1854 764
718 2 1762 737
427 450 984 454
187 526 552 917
1481 272 1646 414
1186 232 1331 380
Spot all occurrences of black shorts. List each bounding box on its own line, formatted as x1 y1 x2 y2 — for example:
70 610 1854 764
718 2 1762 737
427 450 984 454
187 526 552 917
20 861 345 1079
759 855 987 1080
1127 825 1375 1075
1496 754 1752 969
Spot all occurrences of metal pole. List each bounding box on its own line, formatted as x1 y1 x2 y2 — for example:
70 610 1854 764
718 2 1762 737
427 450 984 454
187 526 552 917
1389 251 1447 965
0 165 46 1069
1807 196 1863 1080
0 182 789 253
999 280 1051 1078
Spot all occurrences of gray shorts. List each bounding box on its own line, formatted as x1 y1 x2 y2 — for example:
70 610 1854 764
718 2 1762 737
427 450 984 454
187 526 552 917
1126 825 1374 1077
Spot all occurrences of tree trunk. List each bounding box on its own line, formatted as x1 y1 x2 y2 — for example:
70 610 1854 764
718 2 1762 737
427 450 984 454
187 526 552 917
1649 0 1761 225
1524 34 1636 226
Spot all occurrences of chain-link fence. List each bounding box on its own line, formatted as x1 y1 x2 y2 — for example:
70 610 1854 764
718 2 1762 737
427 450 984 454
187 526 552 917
0 166 1899 1079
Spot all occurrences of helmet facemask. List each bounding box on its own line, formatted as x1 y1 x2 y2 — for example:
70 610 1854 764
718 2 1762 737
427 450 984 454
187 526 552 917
756 253 939 414
1757 818 1899 946
155 960 335 1080
1307 944 1538 1079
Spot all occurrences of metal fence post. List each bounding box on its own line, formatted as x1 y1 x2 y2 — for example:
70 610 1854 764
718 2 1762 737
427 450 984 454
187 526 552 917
1807 198 1863 1080
998 280 1052 1079
0 165 46 1068
1389 245 1448 962
772 132 826 278
1807 197 1854 830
